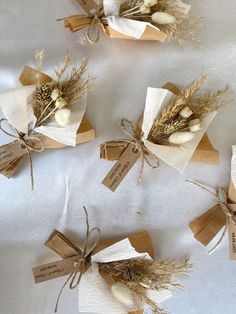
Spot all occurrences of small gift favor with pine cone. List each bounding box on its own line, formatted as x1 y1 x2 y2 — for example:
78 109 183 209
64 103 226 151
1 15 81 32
59 0 201 45
0 51 95 189
100 76 229 192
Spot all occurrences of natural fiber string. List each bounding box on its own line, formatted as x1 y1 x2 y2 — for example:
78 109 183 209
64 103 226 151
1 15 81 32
0 118 44 190
120 118 159 185
86 14 101 44
186 180 236 254
54 207 100 312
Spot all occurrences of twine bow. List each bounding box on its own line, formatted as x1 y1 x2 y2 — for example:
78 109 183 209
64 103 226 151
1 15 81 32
121 118 159 185
0 118 44 190
187 180 236 254
54 207 100 313
86 13 101 44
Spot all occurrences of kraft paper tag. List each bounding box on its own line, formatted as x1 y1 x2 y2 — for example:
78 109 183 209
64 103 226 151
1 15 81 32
102 143 140 192
189 205 226 246
0 141 26 165
228 204 236 260
33 255 80 283
76 0 97 16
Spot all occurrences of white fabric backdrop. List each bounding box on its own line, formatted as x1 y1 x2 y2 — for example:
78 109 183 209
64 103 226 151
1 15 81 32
0 1 236 313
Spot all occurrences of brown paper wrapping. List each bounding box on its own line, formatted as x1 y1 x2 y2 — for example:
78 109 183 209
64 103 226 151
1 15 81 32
189 205 226 246
228 180 236 203
100 82 219 165
0 66 95 178
43 229 153 314
189 180 236 255
62 11 167 43
102 24 167 42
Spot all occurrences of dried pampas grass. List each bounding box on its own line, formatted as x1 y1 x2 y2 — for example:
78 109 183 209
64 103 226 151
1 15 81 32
99 257 191 314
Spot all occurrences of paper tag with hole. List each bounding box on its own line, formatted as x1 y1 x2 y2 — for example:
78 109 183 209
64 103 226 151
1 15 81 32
228 204 236 260
0 141 26 165
32 255 81 283
102 143 140 192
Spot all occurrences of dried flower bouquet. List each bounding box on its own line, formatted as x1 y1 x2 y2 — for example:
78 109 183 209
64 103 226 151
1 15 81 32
0 52 94 189
101 76 229 192
33 209 192 314
60 0 200 44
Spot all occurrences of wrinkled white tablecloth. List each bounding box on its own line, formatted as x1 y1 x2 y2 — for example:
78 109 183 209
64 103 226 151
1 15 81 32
0 1 236 314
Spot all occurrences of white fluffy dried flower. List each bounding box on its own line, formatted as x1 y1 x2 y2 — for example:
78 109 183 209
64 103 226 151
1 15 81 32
151 12 176 24
55 108 71 126
168 131 195 145
111 282 134 307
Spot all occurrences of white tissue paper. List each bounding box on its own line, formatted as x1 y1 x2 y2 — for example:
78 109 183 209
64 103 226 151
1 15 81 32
142 87 216 173
103 0 160 39
0 86 87 147
232 146 236 189
79 238 172 313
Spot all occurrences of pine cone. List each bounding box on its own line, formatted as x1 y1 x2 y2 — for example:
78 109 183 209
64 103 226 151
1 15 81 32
36 84 51 103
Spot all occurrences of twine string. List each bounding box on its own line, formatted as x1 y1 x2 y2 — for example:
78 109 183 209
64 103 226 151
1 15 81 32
0 118 44 190
86 14 101 44
186 180 236 254
120 118 159 185
54 207 100 312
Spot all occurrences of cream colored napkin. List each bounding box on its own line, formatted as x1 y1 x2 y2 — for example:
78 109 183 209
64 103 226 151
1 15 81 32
0 86 86 146
103 0 160 38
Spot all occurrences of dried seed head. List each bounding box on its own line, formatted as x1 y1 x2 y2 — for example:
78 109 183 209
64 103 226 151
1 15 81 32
55 97 67 109
179 106 193 119
188 119 201 132
144 0 158 7
140 5 151 14
51 88 62 101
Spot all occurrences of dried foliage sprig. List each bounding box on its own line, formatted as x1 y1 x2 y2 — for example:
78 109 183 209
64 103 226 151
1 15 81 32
33 52 93 127
119 0 201 44
147 75 229 146
99 257 191 313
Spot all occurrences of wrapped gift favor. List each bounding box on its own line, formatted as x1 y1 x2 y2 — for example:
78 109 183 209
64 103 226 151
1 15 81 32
59 0 201 45
101 76 229 191
0 52 95 190
33 208 191 314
